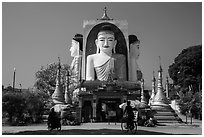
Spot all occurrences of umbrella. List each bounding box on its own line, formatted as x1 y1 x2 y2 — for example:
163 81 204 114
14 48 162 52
52 104 73 112
119 100 141 110
119 100 149 110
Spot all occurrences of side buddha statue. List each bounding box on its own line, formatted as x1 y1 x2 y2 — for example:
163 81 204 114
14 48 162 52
86 25 127 81
70 34 83 82
69 34 83 101
129 35 143 81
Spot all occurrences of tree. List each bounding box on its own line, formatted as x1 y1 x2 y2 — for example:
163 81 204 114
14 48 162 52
34 63 70 96
23 90 47 123
168 45 202 93
168 45 202 119
168 84 180 100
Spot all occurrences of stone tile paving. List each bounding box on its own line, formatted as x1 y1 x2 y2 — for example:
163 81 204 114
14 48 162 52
2 121 202 135
2 112 202 135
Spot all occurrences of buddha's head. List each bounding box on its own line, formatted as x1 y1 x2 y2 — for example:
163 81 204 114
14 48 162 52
95 25 117 55
70 34 83 57
129 35 140 60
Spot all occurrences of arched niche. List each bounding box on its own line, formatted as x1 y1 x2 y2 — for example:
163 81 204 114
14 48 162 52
84 22 128 79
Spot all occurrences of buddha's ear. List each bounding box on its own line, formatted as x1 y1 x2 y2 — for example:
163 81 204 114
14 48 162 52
114 39 117 46
95 39 98 45
95 39 99 53
113 40 117 53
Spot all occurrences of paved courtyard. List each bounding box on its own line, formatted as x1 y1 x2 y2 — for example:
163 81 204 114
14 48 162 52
2 121 202 135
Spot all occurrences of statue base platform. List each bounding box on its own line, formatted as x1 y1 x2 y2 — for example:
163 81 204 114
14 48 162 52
81 80 141 91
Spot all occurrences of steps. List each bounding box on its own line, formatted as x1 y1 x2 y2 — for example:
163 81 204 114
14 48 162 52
151 105 183 124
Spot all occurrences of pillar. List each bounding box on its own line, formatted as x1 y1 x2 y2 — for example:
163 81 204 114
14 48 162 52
92 94 97 121
78 96 82 123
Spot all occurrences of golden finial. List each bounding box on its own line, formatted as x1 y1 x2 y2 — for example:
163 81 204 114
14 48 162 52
57 56 61 69
98 7 113 20
152 71 156 81
158 56 162 72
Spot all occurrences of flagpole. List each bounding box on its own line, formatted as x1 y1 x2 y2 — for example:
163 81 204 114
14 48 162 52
13 68 16 92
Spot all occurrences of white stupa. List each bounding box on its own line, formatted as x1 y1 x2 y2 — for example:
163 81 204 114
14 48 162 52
151 57 170 110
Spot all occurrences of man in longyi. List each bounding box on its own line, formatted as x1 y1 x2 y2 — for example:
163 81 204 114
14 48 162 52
86 25 127 81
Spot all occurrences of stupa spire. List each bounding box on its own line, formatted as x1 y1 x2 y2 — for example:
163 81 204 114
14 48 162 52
52 57 64 104
165 76 169 99
152 71 156 88
149 71 156 105
158 56 163 93
65 70 72 104
159 56 162 73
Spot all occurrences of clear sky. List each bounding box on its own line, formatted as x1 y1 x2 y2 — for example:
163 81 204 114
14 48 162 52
2 2 202 89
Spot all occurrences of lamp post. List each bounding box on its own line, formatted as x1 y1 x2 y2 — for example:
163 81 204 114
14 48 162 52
13 68 16 92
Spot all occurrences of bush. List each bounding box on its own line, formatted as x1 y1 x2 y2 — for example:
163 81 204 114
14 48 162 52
178 90 202 120
2 92 26 124
2 90 47 125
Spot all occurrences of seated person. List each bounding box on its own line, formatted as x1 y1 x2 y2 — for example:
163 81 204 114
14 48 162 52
144 116 157 127
86 25 127 81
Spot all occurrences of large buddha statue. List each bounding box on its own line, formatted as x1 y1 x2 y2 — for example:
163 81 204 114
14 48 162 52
86 25 127 81
129 35 143 81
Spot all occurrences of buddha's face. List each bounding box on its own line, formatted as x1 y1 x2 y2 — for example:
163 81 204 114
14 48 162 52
130 41 140 60
95 32 117 55
70 40 79 57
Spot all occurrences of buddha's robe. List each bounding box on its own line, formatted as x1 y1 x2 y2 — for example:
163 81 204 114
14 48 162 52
69 55 82 90
87 53 127 81
94 58 114 81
